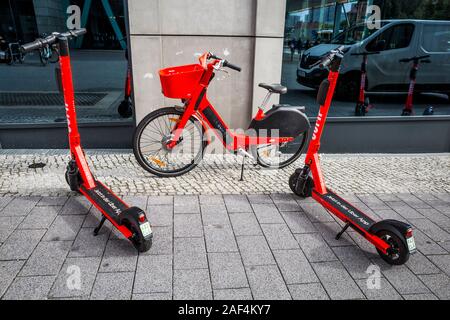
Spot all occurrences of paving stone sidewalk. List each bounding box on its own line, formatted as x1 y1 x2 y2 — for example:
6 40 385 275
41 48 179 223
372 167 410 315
0 150 449 196
0 193 449 300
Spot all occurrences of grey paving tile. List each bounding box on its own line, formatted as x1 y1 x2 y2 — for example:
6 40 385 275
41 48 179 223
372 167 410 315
0 196 13 211
261 224 299 250
0 216 24 242
247 195 273 204
174 195 200 214
99 240 138 273
224 195 252 213
49 257 101 298
246 265 291 300
214 288 252 300
174 214 203 238
295 233 337 263
409 218 450 242
403 293 438 300
0 260 25 298
82 206 104 228
143 226 172 255
199 195 224 205
299 203 335 223
251 203 284 224
204 225 238 253
395 193 431 209
132 293 172 300
356 278 402 300
313 222 355 247
375 194 401 202
68 228 109 258
18 206 60 229
390 205 424 220
208 252 248 289
417 208 450 229
237 236 275 266
356 194 390 210
20 241 71 276
288 283 329 300
378 262 430 295
3 275 55 300
281 211 316 234
347 231 379 257
147 205 173 227
332 246 374 280
201 204 230 226
427 255 450 276
0 228 46 260
435 194 450 203
174 237 207 270
60 196 92 215
43 215 85 242
229 212 262 236
417 273 450 299
90 272 134 300
406 251 441 275
413 229 447 255
271 194 301 212
374 209 406 222
147 195 173 206
1 196 40 216
174 269 212 300
273 249 318 284
134 255 172 294
123 195 148 210
311 261 365 300
37 196 68 207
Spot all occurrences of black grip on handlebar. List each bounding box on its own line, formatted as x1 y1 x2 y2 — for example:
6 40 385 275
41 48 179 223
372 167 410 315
223 60 242 72
318 45 345 69
70 28 87 37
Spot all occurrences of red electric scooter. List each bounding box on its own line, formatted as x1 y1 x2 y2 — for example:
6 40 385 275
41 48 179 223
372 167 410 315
352 51 379 116
400 55 431 116
118 48 133 118
20 30 153 252
289 46 416 265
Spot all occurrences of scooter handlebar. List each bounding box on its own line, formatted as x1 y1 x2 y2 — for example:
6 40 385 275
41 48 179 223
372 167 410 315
20 29 87 53
399 55 431 63
316 45 345 69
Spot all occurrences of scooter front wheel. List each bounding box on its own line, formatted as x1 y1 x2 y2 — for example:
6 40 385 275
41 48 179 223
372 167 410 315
376 230 410 265
289 171 313 198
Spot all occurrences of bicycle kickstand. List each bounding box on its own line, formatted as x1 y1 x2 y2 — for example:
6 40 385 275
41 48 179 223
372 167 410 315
240 156 246 181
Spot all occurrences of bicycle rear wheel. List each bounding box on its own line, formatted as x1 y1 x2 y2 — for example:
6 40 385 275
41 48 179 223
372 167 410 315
255 130 309 169
133 107 206 177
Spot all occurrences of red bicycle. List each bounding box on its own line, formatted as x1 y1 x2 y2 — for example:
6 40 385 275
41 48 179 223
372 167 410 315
133 52 310 177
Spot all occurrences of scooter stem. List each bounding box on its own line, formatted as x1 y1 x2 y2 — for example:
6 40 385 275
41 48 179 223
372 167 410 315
58 36 96 189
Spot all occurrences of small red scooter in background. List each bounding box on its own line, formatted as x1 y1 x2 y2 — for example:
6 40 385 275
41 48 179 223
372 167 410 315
400 55 431 116
118 48 133 118
352 51 379 116
20 30 153 252
290 46 416 265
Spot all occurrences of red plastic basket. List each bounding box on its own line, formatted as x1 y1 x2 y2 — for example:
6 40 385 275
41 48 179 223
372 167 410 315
159 64 204 99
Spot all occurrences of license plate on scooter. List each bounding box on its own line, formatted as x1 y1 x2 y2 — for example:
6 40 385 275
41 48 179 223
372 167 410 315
407 237 417 252
140 222 153 238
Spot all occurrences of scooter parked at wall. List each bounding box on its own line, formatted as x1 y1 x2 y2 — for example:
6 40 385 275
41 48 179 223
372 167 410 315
289 46 416 265
118 48 133 118
20 30 153 252
352 51 379 116
400 55 432 116
133 52 310 179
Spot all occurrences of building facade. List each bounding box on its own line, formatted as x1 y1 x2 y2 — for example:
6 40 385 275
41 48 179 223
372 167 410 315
0 0 449 151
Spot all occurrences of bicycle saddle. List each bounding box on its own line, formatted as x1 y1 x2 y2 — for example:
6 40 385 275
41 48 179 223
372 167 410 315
259 83 287 95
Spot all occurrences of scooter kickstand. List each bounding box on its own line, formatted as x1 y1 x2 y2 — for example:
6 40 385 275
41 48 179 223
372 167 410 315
336 222 351 240
93 216 107 236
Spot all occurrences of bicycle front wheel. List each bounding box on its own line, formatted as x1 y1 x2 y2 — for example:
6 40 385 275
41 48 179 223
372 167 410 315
133 107 206 177
255 130 309 169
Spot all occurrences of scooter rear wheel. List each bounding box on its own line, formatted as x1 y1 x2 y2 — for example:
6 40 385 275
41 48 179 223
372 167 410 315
121 216 152 253
376 230 410 265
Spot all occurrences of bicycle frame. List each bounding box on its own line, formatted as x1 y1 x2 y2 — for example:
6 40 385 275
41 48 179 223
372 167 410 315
167 57 294 152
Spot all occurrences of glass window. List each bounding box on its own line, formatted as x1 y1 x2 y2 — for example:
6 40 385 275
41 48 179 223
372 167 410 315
282 0 450 119
422 24 450 53
0 0 131 126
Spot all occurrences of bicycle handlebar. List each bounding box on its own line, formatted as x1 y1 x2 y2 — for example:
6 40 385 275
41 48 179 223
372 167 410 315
312 45 346 69
399 55 431 63
209 53 242 72
21 29 87 53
